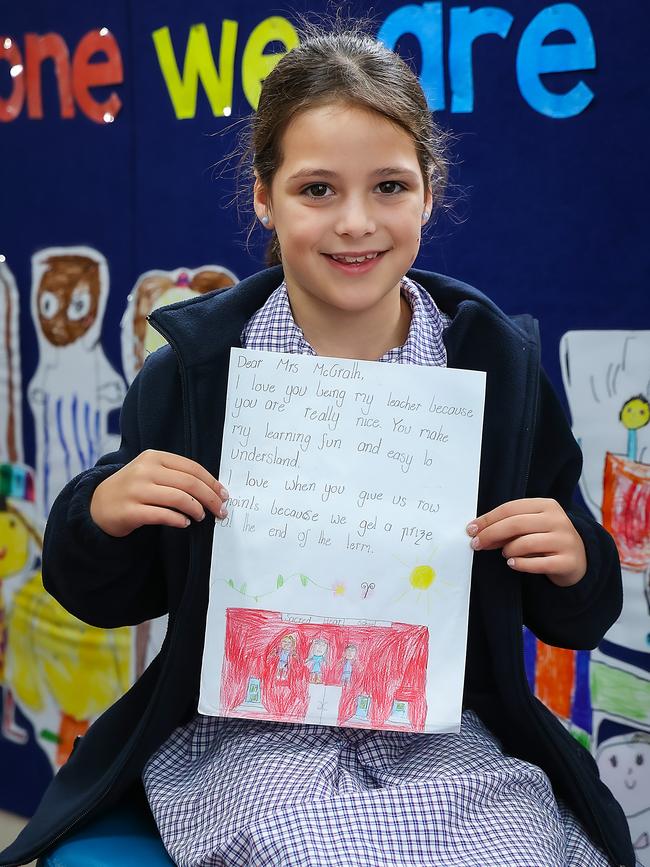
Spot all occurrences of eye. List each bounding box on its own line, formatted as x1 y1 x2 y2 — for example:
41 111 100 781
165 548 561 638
609 755 618 767
376 181 406 194
636 753 644 765
302 183 332 198
67 290 91 321
39 290 60 319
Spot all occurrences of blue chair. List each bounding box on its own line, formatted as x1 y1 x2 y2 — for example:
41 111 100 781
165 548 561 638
36 802 174 866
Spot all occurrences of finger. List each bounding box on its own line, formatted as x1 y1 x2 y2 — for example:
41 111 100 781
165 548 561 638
505 553 568 574
467 498 551 536
152 467 227 517
148 451 228 499
471 514 551 551
502 532 561 559
133 505 194 530
145 484 209 522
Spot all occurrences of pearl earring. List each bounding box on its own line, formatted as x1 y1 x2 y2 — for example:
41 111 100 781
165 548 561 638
422 210 430 222
261 215 270 226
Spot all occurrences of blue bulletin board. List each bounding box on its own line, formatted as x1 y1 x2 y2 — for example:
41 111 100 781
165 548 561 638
1 2 648 857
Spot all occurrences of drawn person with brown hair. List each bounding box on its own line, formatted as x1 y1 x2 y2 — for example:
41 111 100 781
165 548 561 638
121 266 237 385
27 248 125 518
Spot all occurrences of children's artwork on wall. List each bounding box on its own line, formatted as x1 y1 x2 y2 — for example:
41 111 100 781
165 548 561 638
560 331 650 648
525 330 650 860
200 349 486 732
120 265 237 384
27 247 127 519
594 716 650 866
7 572 132 767
0 262 23 464
0 464 40 748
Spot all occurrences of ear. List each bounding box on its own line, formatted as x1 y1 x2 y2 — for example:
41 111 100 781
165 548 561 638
253 177 273 227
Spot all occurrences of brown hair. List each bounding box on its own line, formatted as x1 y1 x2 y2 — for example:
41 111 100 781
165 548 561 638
241 19 450 265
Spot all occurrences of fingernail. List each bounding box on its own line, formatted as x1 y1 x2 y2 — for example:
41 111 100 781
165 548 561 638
220 487 229 500
507 558 515 567
199 510 206 521
219 505 228 518
470 536 481 550
466 523 478 537
184 518 191 527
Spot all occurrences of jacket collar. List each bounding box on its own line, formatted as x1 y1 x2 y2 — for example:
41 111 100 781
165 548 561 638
148 266 538 369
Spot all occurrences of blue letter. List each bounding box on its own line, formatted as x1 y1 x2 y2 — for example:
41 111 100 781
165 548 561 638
377 3 444 111
449 7 513 113
516 4 595 118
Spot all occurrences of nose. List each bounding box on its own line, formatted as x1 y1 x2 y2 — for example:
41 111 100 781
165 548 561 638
334 195 375 237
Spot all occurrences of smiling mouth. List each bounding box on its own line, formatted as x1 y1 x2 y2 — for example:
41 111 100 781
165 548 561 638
624 779 637 789
325 251 386 263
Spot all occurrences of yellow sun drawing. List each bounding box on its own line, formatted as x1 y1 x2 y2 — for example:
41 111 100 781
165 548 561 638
391 547 447 614
409 564 436 590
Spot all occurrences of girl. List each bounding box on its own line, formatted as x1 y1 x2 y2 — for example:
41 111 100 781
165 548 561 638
1 22 634 867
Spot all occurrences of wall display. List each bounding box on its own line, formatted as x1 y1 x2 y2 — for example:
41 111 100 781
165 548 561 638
0 0 647 854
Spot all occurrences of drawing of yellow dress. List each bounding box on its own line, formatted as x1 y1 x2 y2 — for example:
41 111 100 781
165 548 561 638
7 572 132 765
1 464 41 745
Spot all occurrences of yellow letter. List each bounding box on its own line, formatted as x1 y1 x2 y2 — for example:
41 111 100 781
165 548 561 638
152 22 237 119
242 17 299 110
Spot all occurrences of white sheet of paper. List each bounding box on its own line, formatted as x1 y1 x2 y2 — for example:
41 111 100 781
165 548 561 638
199 349 486 733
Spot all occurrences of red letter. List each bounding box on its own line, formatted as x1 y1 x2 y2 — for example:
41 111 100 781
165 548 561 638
0 38 25 122
72 30 123 124
25 33 74 119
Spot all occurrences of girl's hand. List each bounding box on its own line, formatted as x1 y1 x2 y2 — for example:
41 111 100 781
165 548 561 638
466 498 587 588
90 450 229 538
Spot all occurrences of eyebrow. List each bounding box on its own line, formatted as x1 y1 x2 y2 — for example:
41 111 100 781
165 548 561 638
287 167 420 181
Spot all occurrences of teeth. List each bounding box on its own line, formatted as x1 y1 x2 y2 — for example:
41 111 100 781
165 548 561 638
331 253 379 263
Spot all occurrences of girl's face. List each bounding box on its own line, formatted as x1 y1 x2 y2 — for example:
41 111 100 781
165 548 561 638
255 103 431 327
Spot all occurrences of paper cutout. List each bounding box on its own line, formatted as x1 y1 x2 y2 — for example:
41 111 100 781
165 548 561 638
200 349 486 732
27 247 126 519
120 265 237 384
0 464 40 746
0 262 23 464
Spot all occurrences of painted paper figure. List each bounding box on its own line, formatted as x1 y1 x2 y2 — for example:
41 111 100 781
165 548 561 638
0 261 23 464
8 573 132 766
120 265 237 384
0 464 39 746
597 731 650 866
28 248 126 518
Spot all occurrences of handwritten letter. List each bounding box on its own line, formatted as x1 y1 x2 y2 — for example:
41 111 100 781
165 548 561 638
200 349 486 733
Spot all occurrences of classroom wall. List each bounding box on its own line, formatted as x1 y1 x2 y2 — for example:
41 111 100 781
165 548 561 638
1 1 648 858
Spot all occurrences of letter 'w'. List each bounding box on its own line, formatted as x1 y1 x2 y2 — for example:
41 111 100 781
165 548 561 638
152 22 237 119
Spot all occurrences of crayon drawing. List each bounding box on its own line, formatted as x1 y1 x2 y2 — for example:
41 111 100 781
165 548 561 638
218 608 428 731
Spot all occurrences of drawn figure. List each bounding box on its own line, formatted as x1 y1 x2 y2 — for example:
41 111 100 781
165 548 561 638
0 261 23 464
596 732 650 865
28 248 126 518
621 396 650 463
0 465 40 746
341 644 357 685
120 265 237 384
560 329 650 644
276 634 297 680
8 571 131 766
306 638 328 684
